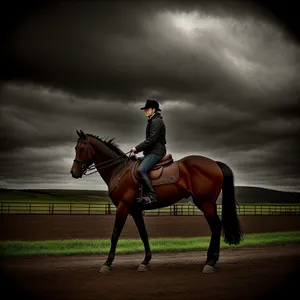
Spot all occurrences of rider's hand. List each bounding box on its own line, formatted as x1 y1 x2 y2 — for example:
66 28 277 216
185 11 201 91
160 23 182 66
131 147 137 153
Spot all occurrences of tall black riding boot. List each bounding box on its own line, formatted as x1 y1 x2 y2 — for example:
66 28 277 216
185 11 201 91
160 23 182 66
136 175 159 207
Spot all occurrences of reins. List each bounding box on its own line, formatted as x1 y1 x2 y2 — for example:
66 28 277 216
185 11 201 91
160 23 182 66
84 150 133 176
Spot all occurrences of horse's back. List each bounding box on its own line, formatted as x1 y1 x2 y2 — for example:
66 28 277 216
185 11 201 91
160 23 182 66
178 155 221 170
177 155 224 188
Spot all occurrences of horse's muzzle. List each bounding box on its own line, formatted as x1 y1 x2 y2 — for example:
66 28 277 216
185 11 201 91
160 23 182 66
70 170 82 179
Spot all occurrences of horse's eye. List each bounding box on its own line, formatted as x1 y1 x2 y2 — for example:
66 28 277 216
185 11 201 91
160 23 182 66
80 148 84 152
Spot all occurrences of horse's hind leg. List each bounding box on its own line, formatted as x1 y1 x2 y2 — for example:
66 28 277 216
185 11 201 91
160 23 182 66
192 197 222 273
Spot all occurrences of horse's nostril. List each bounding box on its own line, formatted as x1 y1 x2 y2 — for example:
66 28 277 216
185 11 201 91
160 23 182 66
70 170 73 174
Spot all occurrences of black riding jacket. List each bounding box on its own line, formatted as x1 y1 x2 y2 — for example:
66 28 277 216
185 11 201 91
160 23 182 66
135 113 167 156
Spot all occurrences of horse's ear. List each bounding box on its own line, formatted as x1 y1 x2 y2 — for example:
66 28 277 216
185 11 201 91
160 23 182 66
80 129 86 139
76 130 80 137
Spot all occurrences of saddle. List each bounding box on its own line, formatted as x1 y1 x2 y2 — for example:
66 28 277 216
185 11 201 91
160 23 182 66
108 153 179 195
131 153 179 186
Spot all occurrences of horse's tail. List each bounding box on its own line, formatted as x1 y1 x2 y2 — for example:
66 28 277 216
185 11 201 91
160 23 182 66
216 161 243 245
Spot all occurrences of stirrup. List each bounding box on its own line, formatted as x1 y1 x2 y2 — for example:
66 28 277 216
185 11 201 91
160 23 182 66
137 192 158 204
136 197 158 210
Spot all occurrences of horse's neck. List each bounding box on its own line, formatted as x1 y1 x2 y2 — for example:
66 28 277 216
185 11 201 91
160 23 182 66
91 139 123 185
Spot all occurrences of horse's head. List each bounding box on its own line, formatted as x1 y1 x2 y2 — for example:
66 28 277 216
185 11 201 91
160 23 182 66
70 129 94 179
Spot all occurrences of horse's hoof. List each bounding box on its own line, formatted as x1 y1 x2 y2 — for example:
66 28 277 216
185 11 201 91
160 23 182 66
202 265 215 274
100 265 111 273
137 264 149 272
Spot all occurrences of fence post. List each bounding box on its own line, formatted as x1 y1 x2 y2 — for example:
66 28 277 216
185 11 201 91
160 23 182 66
174 205 178 216
88 203 91 215
70 203 72 215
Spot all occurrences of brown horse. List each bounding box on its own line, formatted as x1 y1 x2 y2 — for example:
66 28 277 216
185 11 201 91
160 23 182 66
70 129 243 274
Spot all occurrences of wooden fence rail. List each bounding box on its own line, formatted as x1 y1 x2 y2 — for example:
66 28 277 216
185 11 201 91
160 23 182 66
1 202 299 216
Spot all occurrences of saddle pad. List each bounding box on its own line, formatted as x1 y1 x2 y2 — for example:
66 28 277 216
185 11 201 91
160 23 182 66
108 160 180 195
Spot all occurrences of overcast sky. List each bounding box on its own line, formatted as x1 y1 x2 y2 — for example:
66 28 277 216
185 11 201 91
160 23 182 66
1 1 299 192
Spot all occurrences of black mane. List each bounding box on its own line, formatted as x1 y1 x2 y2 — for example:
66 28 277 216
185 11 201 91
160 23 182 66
86 134 126 157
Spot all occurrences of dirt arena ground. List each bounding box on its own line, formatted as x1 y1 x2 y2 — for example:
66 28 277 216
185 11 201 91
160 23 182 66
1 244 300 300
1 215 300 300
1 215 300 240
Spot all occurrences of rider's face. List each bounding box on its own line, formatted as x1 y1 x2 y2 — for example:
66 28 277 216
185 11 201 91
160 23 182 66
144 107 155 117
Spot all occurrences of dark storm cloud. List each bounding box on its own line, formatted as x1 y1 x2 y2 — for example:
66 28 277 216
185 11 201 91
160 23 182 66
0 83 145 148
1 82 299 191
1 1 300 191
5 1 299 100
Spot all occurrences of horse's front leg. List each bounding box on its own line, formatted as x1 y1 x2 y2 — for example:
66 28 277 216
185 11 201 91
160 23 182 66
100 202 128 273
131 209 152 272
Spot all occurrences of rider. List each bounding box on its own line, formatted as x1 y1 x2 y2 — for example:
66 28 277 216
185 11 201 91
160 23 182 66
131 99 167 207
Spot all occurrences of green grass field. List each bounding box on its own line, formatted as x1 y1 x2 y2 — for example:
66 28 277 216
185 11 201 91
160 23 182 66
1 231 300 257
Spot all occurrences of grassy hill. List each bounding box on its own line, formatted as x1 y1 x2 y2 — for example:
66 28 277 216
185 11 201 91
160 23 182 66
186 186 300 204
0 189 109 202
0 186 299 204
228 186 300 204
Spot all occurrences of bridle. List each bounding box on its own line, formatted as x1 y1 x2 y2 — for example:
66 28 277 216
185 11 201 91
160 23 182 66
73 138 133 176
73 139 92 172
